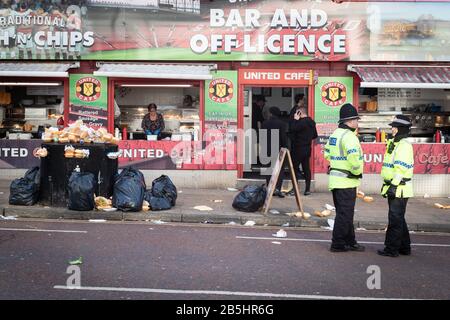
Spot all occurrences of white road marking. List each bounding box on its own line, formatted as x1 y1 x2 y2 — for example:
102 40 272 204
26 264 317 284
53 285 416 300
236 236 450 248
0 228 87 234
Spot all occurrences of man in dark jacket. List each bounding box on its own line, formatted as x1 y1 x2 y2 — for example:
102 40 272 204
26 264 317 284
261 107 288 198
288 107 318 196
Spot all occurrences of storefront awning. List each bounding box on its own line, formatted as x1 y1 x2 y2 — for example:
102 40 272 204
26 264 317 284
347 65 450 89
94 63 215 80
0 62 79 78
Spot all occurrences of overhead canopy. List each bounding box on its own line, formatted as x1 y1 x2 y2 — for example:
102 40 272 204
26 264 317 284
94 63 215 80
347 65 450 89
0 62 79 78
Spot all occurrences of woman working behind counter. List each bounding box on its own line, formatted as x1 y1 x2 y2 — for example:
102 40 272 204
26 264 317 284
141 103 165 137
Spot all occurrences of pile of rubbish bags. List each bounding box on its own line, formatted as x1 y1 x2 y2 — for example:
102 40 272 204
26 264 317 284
9 167 40 206
232 185 267 212
112 167 177 212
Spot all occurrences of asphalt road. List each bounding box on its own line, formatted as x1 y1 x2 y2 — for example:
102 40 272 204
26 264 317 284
0 219 449 300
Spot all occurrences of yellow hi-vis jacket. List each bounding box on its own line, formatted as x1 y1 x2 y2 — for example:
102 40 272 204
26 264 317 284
381 138 414 198
324 128 364 190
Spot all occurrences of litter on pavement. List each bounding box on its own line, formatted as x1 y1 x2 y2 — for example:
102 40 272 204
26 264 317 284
356 227 367 231
282 222 289 227
325 204 336 211
0 216 17 220
434 203 450 209
271 241 282 245
88 219 107 223
68 257 83 265
212 200 223 203
227 188 238 192
272 229 287 238
244 221 256 226
269 209 280 215
151 220 166 224
194 205 213 211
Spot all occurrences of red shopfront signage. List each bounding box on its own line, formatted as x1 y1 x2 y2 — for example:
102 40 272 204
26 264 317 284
239 69 313 86
314 143 450 174
118 140 237 170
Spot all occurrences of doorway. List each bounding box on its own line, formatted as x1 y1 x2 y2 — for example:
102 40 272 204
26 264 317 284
243 86 308 178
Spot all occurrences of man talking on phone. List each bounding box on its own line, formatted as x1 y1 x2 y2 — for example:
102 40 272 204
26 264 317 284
287 106 317 196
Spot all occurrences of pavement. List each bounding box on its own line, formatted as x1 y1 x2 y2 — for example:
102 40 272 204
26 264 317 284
1 179 450 233
1 219 450 300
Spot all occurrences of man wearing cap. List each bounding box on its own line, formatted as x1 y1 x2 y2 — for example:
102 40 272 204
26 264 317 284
378 115 414 257
261 107 288 198
324 103 365 252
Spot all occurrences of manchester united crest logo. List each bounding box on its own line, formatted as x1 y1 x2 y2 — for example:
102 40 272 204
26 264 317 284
75 77 102 102
209 78 234 103
321 82 347 107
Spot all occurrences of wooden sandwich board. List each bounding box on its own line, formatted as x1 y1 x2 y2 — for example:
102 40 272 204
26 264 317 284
262 148 304 215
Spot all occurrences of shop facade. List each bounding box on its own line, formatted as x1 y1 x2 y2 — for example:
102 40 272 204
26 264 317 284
0 0 449 194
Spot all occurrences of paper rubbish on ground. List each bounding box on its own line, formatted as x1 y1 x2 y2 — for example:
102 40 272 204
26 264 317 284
244 221 256 226
89 219 107 223
424 193 431 198
269 209 280 215
271 241 282 245
272 229 287 238
151 220 166 225
434 203 450 209
68 257 83 265
356 227 367 231
0 216 17 220
325 204 336 211
212 200 223 203
227 188 238 192
327 219 335 230
227 221 237 225
194 205 213 211
282 222 290 227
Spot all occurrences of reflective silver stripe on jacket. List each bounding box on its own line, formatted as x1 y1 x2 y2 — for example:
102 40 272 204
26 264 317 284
339 130 351 157
329 170 349 178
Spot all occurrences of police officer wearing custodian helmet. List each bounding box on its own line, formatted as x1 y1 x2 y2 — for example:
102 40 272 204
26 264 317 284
324 103 365 252
378 115 414 257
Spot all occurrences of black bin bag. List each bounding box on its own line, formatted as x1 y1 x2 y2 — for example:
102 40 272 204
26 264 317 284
151 175 177 206
113 167 145 212
67 172 96 211
232 185 267 212
9 167 40 206
144 175 177 211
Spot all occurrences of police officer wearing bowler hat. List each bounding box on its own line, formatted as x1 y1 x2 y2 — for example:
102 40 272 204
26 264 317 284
324 103 365 252
377 115 414 257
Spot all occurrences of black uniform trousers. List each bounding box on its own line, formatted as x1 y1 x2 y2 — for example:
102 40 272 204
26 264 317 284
331 188 357 248
291 145 311 192
385 197 411 253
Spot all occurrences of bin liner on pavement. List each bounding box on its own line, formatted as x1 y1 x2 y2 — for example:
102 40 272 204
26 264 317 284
67 172 96 211
115 167 146 189
150 175 177 206
113 167 145 212
9 167 40 206
147 195 172 211
232 185 267 212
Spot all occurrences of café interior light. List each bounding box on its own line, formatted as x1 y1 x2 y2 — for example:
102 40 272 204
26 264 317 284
120 84 194 88
0 82 62 86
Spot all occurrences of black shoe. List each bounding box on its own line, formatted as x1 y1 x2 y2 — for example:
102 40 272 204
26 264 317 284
286 189 295 196
274 189 285 198
377 249 399 257
399 249 411 256
304 191 311 196
347 244 365 252
330 246 349 252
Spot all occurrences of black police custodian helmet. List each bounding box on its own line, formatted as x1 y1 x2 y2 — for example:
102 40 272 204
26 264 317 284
388 115 412 128
338 103 360 123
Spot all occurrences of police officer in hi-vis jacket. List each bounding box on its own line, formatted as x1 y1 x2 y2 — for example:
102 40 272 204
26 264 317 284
378 115 414 257
324 103 365 253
